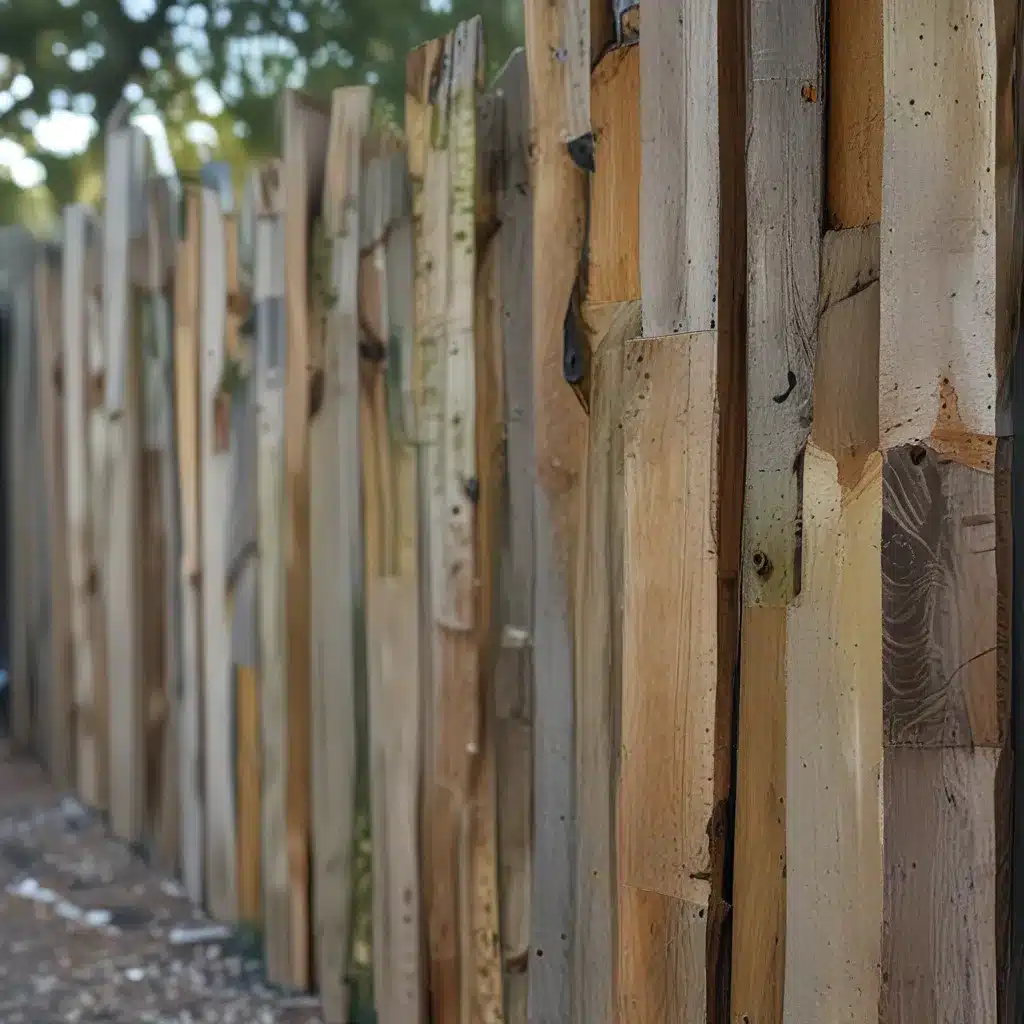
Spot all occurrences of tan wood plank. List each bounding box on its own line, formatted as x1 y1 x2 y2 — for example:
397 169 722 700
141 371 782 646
173 187 204 902
62 206 107 809
253 166 292 981
524 0 589 1009
619 330 718 1017
281 90 331 988
879 0 996 449
199 181 238 921
236 664 261 923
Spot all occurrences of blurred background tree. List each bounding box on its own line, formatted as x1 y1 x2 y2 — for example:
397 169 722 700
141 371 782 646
0 0 523 226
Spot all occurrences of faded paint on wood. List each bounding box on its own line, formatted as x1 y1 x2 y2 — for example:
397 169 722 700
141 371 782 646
103 127 149 842
619 330 717 1018
879 0 996 448
63 206 108 809
254 176 291 981
199 183 238 921
587 46 639 306
639 0 718 336
574 300 639 1024
173 187 204 902
310 84 371 1024
36 244 73 789
524 0 589 1010
882 746 999 1021
493 50 533 1024
743 0 825 605
282 90 331 988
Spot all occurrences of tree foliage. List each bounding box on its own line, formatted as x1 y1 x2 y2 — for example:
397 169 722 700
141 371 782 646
0 0 522 219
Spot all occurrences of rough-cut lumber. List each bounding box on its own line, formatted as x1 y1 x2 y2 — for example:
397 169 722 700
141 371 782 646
573 300 638 1024
310 84 371 1024
639 0 718 336
880 0 996 449
524 0 589 1010
281 90 330 988
564 0 591 147
102 126 149 842
359 141 425 1024
63 206 108 810
253 162 291 982
199 176 237 922
618 330 718 1021
35 243 72 789
742 0 825 605
588 47 640 306
782 226 883 1022
493 50 533 1024
173 186 203 902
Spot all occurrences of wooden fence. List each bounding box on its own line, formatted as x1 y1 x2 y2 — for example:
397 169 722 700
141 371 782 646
2 0 1022 1019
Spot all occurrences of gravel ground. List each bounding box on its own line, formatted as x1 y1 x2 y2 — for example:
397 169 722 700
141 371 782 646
0 742 325 1024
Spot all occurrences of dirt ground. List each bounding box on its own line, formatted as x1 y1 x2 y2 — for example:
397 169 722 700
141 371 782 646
0 741 326 1023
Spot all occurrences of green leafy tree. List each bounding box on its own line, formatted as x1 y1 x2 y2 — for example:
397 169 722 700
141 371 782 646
0 0 522 220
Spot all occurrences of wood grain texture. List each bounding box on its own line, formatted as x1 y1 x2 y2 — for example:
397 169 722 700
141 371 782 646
619 330 718 1016
62 206 108 810
882 447 1000 747
784 448 883 1022
524 0 589 1011
281 90 330 988
588 46 640 306
199 184 238 922
102 127 148 842
236 664 261 923
574 301 639 1024
744 0 825 604
639 0 718 336
36 244 72 789
564 0 590 144
827 0 883 227
254 198 291 982
879 0 996 448
730 605 787 1024
309 86 370 1024
173 187 204 902
493 50 532 1024
882 746 999 1022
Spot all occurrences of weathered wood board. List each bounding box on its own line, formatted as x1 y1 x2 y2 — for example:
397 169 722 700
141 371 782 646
199 179 238 922
35 243 72 789
619 330 718 1020
310 84 370 1023
281 90 331 988
523 0 589 1011
173 187 204 902
253 163 292 982
103 126 149 842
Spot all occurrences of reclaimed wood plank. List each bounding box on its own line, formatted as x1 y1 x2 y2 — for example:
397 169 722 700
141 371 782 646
254 164 292 982
523 0 589 1010
310 84 371 1024
619 329 718 1019
743 0 825 604
879 0 996 448
103 126 149 842
639 0 718 336
35 243 72 788
281 90 331 988
173 187 204 902
63 207 107 809
199 180 237 921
